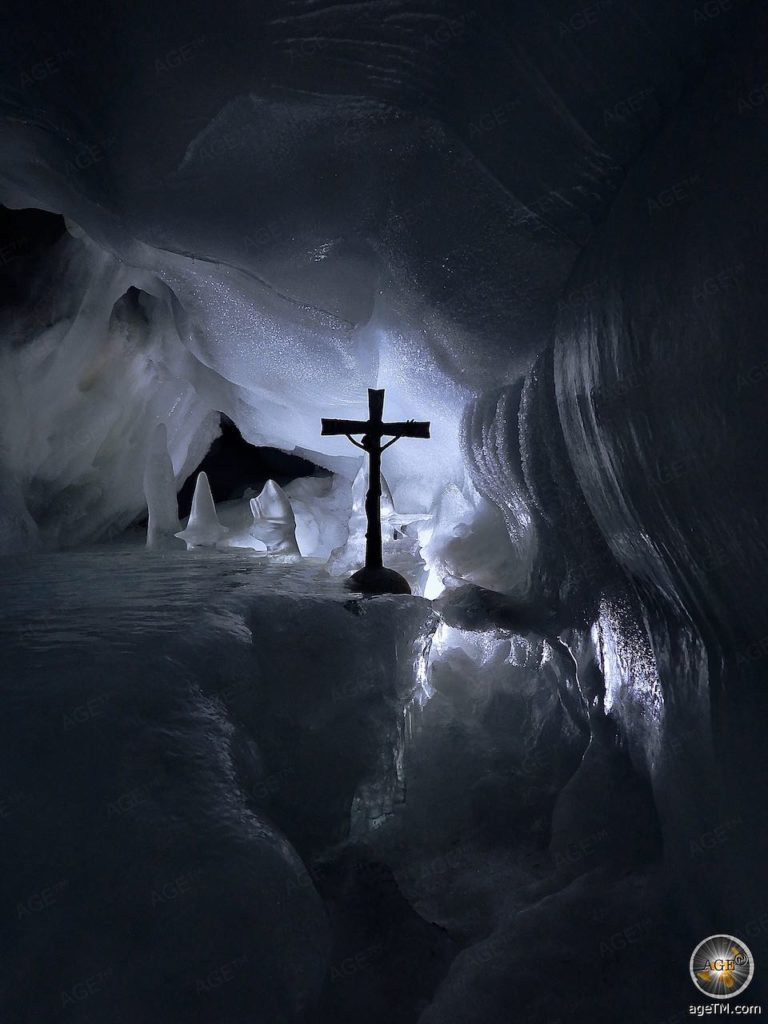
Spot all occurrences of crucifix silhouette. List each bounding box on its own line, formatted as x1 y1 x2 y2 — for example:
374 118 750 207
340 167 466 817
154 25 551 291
322 389 430 594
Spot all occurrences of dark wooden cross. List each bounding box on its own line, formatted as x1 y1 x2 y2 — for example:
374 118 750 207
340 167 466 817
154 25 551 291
322 388 430 593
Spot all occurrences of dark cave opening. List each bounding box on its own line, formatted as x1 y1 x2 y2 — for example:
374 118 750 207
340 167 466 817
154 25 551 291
177 414 331 518
0 205 66 308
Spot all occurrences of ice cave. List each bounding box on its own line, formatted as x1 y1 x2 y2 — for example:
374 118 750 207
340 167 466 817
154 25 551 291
0 0 766 1020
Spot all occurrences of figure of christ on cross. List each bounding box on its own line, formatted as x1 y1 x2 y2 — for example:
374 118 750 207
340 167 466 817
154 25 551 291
322 389 430 594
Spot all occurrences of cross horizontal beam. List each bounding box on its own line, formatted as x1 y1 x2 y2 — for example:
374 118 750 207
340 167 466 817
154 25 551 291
321 418 430 439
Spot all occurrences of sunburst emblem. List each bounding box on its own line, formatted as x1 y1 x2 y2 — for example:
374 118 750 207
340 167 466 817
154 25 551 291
690 935 754 999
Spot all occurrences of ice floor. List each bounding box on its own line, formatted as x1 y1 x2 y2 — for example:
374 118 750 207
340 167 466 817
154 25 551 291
0 545 440 1022
0 545 354 643
0 545 694 1023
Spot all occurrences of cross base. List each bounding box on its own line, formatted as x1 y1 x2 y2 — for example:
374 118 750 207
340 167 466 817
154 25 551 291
344 566 412 596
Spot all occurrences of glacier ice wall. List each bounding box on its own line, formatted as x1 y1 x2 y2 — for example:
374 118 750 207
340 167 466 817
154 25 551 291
553 2 768 936
446 6 768 1002
0 229 222 550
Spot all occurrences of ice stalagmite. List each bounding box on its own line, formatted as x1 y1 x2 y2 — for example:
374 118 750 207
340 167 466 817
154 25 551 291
249 480 301 561
175 471 229 549
143 424 181 549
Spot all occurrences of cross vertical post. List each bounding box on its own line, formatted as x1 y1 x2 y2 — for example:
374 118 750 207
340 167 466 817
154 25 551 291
321 388 430 594
364 388 384 571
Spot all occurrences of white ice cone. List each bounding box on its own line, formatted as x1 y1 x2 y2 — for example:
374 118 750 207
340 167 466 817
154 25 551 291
249 480 300 560
175 471 229 549
252 479 296 525
144 424 181 549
